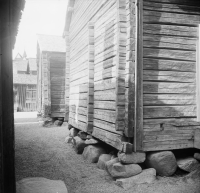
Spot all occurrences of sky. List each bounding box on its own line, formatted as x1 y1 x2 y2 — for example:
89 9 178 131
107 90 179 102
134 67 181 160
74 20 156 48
13 0 68 59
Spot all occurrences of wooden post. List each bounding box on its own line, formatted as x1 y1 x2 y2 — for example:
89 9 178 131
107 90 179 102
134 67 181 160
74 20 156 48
0 1 16 192
134 0 143 152
115 0 126 132
197 25 200 122
125 0 135 138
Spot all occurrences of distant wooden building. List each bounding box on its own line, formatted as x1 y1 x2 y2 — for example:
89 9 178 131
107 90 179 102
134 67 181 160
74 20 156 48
13 57 37 112
37 34 67 119
64 0 200 152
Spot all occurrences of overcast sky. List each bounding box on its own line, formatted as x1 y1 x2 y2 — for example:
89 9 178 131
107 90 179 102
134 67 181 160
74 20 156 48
13 0 68 58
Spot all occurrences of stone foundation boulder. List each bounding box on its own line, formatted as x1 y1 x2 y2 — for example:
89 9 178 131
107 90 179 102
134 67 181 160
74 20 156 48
69 128 79 137
116 168 156 190
78 131 87 140
86 135 93 140
111 155 117 160
73 136 87 154
108 162 142 178
83 145 106 163
61 122 68 127
106 158 119 174
145 151 177 176
16 177 68 193
118 152 146 164
42 118 53 127
54 120 63 126
177 157 200 172
194 153 200 161
65 136 72 143
97 154 112 170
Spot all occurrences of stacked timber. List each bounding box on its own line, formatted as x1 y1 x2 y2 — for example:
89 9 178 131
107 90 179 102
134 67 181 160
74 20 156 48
142 0 200 151
92 0 128 150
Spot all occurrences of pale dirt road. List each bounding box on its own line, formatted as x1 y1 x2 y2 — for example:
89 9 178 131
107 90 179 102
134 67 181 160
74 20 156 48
15 122 200 193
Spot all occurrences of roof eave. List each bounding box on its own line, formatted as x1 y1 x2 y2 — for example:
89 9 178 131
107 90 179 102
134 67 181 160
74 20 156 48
63 0 75 37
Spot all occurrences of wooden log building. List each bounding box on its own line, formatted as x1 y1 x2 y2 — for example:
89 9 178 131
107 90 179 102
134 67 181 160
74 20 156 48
13 57 37 112
63 0 200 152
37 34 68 119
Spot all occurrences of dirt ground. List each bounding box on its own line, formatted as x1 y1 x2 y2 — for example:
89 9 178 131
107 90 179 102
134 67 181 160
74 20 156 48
15 122 200 193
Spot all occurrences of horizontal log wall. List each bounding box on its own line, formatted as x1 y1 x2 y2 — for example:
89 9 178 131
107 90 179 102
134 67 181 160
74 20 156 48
49 53 66 117
93 0 119 135
68 0 107 132
67 0 129 150
142 0 200 151
93 0 128 149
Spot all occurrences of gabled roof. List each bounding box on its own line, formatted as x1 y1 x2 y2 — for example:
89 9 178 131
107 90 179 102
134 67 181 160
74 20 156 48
28 58 37 71
15 53 23 60
63 0 75 36
13 58 37 74
37 34 66 53
13 74 37 85
13 59 27 72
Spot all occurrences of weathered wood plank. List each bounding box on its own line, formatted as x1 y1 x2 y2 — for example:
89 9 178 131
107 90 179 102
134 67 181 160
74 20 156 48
94 101 116 110
144 48 196 61
144 94 196 105
93 119 123 134
143 82 196 93
143 70 195 83
143 24 197 38
144 105 197 118
143 140 194 151
144 10 200 25
92 127 126 150
94 109 116 123
143 58 196 72
94 78 116 91
143 1 200 15
144 134 194 142
143 118 199 131
144 35 196 51
143 0 200 7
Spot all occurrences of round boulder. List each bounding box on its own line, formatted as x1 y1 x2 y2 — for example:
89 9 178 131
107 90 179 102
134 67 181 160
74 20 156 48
97 154 112 170
145 151 177 176
109 162 142 178
83 145 106 163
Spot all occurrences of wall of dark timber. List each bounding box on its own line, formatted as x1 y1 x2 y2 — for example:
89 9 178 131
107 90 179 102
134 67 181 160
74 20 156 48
142 0 200 151
0 2 16 192
0 0 24 192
